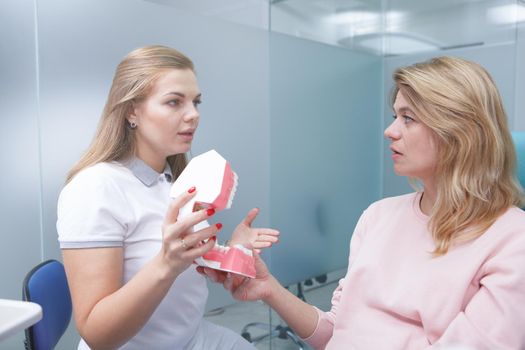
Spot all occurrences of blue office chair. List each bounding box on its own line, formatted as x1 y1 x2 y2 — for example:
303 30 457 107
512 131 525 194
22 259 72 350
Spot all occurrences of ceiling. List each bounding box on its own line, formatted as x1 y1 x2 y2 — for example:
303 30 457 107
144 0 525 55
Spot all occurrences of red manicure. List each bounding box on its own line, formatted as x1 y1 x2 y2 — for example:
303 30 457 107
211 236 217 242
188 186 196 193
206 208 215 216
216 223 223 230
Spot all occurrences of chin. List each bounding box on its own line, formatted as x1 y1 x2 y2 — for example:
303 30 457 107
171 145 192 155
392 167 404 176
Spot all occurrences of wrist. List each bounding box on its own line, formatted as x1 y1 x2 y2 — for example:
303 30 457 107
261 275 281 305
152 254 180 283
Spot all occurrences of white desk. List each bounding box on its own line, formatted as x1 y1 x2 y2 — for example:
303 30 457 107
0 299 42 342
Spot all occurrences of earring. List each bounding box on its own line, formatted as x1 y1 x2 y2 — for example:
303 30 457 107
129 121 137 129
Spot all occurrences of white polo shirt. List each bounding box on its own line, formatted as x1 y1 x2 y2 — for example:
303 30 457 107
57 159 208 350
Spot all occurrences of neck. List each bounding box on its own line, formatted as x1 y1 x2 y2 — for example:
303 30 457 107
420 185 437 216
136 150 165 173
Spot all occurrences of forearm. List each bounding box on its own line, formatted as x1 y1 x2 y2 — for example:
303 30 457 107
78 254 177 349
263 277 319 339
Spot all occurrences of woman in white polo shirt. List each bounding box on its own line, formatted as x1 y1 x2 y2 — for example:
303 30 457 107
56 45 277 350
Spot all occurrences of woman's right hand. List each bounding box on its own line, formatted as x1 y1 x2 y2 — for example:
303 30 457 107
198 252 277 303
159 187 221 277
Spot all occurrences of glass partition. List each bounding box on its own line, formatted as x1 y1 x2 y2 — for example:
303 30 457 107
0 1 42 349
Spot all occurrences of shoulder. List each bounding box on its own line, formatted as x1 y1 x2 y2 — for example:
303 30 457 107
71 162 129 185
474 207 525 264
59 162 130 205
65 162 130 190
487 207 525 235
501 206 525 223
57 162 133 246
488 207 525 240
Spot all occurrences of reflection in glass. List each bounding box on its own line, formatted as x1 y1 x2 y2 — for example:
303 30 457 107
271 0 523 56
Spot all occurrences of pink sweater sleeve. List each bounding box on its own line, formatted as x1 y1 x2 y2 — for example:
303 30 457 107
430 228 525 349
302 209 370 349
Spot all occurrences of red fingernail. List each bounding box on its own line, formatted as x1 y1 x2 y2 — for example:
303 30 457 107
188 186 196 193
211 236 217 241
216 223 223 230
206 208 215 216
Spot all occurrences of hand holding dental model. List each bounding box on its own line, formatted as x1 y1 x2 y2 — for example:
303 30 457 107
170 149 279 278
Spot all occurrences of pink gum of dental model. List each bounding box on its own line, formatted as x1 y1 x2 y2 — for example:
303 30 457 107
202 245 256 278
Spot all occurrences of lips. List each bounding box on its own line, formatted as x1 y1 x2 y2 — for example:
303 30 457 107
178 129 194 136
178 129 195 142
390 146 402 155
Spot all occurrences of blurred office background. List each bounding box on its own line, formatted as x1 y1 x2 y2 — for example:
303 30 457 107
0 0 523 349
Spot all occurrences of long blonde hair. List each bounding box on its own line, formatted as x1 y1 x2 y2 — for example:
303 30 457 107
393 56 524 255
66 45 194 183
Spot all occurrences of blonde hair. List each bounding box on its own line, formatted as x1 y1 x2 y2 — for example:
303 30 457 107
66 45 194 183
393 56 525 255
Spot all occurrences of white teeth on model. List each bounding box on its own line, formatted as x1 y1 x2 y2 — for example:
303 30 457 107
202 261 220 269
226 172 239 209
231 244 252 256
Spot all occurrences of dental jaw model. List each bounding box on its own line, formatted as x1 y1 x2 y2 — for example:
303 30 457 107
170 150 256 278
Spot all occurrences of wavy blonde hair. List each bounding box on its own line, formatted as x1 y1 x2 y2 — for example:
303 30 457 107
393 56 524 255
66 45 194 183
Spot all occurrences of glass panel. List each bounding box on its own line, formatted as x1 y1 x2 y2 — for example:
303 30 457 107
270 0 522 56
267 23 382 350
269 32 382 285
271 0 383 52
0 0 42 348
143 0 269 29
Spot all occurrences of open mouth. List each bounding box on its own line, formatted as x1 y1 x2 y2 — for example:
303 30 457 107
178 130 195 139
390 147 402 156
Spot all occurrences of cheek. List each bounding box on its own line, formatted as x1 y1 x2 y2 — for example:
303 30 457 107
421 137 439 167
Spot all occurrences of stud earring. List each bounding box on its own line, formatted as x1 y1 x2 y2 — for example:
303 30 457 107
129 121 137 129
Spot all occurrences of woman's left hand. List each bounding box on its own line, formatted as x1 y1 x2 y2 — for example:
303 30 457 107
228 208 280 253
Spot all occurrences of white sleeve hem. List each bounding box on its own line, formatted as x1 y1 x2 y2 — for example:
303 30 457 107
59 240 123 249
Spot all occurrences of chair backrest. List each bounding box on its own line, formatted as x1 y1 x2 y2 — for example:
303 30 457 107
22 260 72 350
512 131 525 190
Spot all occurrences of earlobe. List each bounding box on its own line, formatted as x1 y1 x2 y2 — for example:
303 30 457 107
127 106 139 129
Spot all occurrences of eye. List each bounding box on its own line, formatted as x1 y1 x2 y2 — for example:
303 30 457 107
167 99 180 107
193 99 202 108
403 115 415 124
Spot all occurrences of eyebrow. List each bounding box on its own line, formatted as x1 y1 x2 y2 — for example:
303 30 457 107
393 106 415 115
163 92 202 99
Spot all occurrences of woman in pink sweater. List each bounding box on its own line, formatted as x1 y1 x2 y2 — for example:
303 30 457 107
201 56 525 349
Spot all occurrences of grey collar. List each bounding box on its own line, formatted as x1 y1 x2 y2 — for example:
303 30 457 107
125 158 173 187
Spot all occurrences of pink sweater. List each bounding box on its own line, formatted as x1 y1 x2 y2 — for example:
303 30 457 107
304 193 525 350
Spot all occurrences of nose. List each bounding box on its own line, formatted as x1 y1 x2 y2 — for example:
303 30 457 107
384 118 401 140
183 104 200 123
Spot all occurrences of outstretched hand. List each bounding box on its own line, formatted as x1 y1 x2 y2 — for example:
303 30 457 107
229 208 280 253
